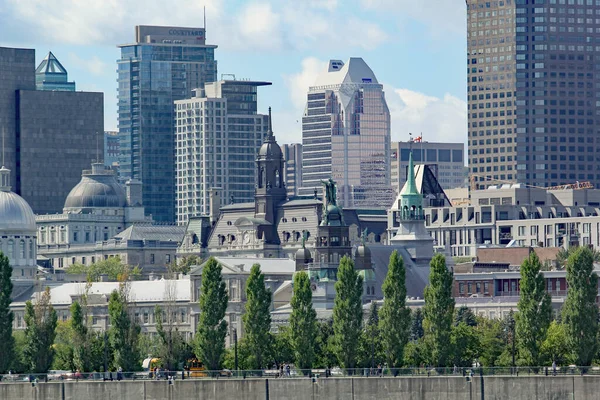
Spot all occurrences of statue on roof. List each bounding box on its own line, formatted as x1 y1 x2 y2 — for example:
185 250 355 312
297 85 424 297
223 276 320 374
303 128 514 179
320 178 337 207
361 228 368 246
302 230 308 248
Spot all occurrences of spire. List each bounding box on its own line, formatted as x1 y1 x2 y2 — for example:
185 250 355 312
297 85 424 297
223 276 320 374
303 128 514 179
404 150 419 195
267 106 274 140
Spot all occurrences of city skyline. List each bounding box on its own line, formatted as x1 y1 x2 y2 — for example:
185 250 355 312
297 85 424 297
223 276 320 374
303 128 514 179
0 0 467 149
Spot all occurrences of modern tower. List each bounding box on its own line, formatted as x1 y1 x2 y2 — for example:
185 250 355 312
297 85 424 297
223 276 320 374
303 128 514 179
35 52 76 91
174 79 270 225
300 58 393 209
117 25 218 222
282 143 302 197
467 0 600 190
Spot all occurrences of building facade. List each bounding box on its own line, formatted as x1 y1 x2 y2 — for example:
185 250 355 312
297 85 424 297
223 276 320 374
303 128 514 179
174 80 270 225
391 141 465 193
0 46 104 215
117 25 218 222
104 131 120 170
467 0 600 189
35 52 75 91
300 58 393 209
282 143 302 197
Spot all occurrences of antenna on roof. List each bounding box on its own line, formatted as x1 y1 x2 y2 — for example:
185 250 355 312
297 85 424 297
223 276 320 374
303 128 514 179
204 6 206 33
1 126 5 167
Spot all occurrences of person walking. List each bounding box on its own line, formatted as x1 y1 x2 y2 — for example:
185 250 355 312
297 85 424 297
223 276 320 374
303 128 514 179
552 360 557 376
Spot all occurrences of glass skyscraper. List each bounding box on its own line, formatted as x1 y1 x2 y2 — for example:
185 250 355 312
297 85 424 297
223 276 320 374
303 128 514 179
467 0 600 190
301 58 393 208
118 25 217 222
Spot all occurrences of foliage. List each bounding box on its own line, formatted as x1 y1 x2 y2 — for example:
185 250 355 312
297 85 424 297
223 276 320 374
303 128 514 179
455 306 478 327
289 271 317 370
410 309 424 341
52 321 75 371
379 250 410 368
476 318 505 367
404 340 426 367
450 322 480 367
23 287 58 373
272 326 294 367
540 321 569 366
154 305 193 371
358 302 384 368
11 331 28 373
332 256 364 370
557 246 600 266
70 301 92 372
0 252 13 373
516 252 552 366
243 264 272 370
314 319 337 369
195 257 228 371
171 255 202 275
65 257 142 282
423 254 454 367
562 246 599 366
108 287 141 371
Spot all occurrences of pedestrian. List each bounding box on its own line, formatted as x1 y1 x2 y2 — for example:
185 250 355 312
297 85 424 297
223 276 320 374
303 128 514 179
286 364 291 377
280 364 284 378
552 360 557 376
117 366 123 381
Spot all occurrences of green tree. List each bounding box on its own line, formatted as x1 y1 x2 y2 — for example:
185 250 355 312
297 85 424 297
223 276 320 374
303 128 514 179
243 264 272 369
423 253 454 367
172 255 202 275
450 322 480 367
410 309 424 341
65 257 142 282
195 257 228 371
272 326 294 367
70 301 91 372
0 252 14 373
455 306 478 327
516 252 552 366
359 302 384 369
108 287 141 371
52 321 75 371
477 318 505 367
332 256 364 370
404 340 425 367
155 305 192 371
289 271 317 370
11 331 28 373
24 288 58 373
540 321 568 366
379 250 410 368
557 246 600 267
562 246 599 366
314 319 337 368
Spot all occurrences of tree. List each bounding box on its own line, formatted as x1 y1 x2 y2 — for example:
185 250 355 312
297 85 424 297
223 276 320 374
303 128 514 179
155 305 192 371
410 309 424 341
195 257 228 371
562 246 599 366
65 257 142 282
332 256 364 370
108 287 141 371
243 264 272 370
379 250 410 368
314 319 337 369
455 306 477 327
23 287 58 373
359 302 384 369
0 252 14 373
172 255 202 275
540 321 568 366
289 271 317 370
450 322 480 367
477 318 504 367
271 326 294 368
557 246 600 267
52 321 75 371
516 251 552 367
70 301 91 372
423 253 454 367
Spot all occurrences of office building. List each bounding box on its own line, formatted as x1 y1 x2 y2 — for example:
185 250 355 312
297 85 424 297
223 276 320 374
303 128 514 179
467 0 600 190
104 130 120 169
174 79 271 225
35 52 75 91
391 141 465 193
118 25 218 222
300 58 393 209
0 46 104 215
282 143 302 197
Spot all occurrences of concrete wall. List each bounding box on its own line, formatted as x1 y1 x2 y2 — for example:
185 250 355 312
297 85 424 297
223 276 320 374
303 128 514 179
2 375 599 400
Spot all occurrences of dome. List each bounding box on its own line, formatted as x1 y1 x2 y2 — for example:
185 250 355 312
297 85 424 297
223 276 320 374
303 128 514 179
0 190 37 233
295 246 312 263
258 140 282 159
64 164 127 209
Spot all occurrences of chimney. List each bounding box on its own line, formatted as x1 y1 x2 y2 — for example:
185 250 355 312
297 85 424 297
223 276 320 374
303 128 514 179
126 179 143 206
209 188 221 225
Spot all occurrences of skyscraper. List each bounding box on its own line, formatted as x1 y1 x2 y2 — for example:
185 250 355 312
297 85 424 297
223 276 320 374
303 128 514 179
300 58 393 208
118 25 218 222
35 52 75 91
282 143 302 197
174 79 270 225
467 0 600 190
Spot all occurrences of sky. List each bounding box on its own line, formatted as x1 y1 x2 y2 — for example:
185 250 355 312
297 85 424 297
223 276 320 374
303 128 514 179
0 0 467 147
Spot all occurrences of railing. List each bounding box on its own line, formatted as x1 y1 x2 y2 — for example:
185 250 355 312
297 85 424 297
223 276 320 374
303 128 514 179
2 366 599 383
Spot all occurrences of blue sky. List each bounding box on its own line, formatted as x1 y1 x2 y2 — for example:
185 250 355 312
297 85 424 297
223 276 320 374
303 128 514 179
0 0 467 146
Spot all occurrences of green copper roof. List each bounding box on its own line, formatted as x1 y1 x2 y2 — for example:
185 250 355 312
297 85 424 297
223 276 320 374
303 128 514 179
404 150 419 196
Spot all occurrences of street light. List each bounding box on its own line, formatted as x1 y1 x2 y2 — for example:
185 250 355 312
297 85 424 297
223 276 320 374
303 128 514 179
509 311 516 373
234 329 238 374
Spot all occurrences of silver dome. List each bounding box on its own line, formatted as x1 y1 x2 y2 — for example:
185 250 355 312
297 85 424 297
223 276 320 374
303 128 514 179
0 191 37 233
64 165 127 209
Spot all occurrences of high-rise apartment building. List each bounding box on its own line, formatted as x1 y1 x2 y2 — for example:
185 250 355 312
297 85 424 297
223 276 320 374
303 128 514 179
0 47 104 215
174 79 270 225
118 25 218 222
467 0 600 190
301 58 393 208
391 141 465 193
282 143 302 197
104 131 120 170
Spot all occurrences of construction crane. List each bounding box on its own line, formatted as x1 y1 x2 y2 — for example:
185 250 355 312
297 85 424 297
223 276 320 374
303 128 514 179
469 173 593 192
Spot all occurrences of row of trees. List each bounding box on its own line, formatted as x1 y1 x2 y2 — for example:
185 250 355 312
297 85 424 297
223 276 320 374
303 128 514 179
0 246 598 374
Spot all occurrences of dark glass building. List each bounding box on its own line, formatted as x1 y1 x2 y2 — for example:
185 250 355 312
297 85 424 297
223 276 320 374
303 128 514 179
467 0 600 190
118 25 217 222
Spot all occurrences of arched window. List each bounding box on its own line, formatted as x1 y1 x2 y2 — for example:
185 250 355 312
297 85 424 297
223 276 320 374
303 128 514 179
367 286 371 295
20 240 25 258
29 240 33 258
7 240 14 259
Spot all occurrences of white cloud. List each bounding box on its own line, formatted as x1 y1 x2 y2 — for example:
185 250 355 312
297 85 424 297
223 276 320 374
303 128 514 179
385 85 467 147
67 53 108 77
283 57 328 110
236 3 283 51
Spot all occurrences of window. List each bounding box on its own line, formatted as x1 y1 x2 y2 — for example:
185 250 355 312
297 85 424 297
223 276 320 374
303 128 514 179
150 254 155 264
459 282 465 294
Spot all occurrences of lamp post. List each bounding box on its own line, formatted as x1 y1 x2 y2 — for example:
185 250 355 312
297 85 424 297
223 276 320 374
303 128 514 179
509 311 516 373
234 329 238 374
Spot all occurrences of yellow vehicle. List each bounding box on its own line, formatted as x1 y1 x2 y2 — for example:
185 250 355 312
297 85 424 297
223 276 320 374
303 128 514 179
142 358 161 372
185 358 207 377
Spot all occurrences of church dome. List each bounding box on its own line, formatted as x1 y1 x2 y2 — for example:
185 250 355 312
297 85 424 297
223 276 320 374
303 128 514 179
258 140 282 159
64 164 127 209
0 167 36 233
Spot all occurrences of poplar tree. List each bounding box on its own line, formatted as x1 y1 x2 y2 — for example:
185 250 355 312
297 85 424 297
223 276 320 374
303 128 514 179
24 288 58 373
0 252 13 373
71 301 90 372
195 257 228 371
243 264 272 369
562 246 599 366
423 253 454 367
333 256 364 370
516 251 552 366
379 250 410 368
108 287 141 371
289 271 317 371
